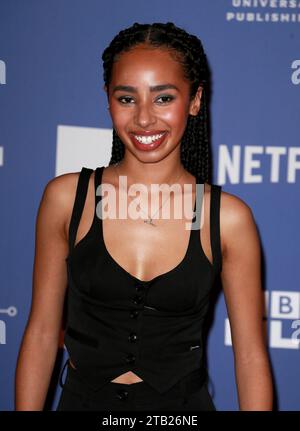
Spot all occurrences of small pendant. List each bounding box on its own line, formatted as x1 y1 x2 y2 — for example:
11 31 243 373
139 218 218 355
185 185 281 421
144 218 156 227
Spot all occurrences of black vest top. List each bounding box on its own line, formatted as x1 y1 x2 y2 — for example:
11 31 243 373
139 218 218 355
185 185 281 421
64 166 222 394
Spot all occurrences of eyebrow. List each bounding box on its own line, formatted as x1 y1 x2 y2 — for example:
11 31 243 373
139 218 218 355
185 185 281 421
112 84 179 93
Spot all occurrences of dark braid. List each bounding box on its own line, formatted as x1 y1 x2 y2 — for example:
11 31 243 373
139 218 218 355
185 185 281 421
102 22 212 183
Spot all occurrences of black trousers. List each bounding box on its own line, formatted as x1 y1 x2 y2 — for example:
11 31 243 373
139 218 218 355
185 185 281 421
56 360 217 411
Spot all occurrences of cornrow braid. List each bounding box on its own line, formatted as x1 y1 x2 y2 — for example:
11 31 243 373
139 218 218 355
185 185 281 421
101 21 212 183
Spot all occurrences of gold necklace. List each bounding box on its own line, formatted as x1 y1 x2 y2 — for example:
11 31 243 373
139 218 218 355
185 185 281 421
113 162 185 227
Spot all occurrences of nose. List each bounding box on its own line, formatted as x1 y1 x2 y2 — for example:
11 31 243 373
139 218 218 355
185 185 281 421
134 101 156 128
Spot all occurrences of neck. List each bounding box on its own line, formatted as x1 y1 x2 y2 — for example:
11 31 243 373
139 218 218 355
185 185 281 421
114 156 187 188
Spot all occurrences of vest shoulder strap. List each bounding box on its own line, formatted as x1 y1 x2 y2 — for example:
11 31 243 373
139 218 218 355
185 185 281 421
68 167 94 253
210 184 222 275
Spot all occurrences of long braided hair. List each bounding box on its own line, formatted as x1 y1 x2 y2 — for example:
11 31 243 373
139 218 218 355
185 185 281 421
101 22 212 183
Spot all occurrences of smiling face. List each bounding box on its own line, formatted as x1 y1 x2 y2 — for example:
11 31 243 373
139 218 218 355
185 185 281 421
105 44 202 164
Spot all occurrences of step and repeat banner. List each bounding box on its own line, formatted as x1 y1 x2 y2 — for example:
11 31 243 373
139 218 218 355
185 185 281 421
0 0 299 411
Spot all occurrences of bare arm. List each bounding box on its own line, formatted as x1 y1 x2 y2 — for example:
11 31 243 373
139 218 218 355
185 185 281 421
220 192 273 411
14 173 77 410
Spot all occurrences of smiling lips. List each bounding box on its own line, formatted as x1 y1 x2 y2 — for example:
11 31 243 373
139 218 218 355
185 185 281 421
129 131 168 151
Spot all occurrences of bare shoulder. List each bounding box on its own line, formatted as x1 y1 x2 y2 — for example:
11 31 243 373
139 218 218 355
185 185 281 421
220 188 254 225
38 170 88 239
218 188 258 256
43 171 81 207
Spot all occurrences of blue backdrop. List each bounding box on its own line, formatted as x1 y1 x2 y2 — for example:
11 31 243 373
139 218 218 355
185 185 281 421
0 0 299 411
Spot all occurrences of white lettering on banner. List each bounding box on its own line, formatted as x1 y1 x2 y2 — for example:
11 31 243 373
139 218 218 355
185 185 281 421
244 146 263 183
218 145 300 184
218 145 241 184
226 11 300 22
0 306 17 345
231 0 299 8
291 320 300 346
0 306 17 317
224 291 300 349
232 0 299 8
0 147 3 166
288 148 300 182
0 321 6 345
227 0 300 22
271 291 300 319
0 60 6 84
291 60 300 85
265 147 287 182
270 321 300 349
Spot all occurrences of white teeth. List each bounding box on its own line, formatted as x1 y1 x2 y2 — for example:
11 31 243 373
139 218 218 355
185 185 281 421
133 133 165 144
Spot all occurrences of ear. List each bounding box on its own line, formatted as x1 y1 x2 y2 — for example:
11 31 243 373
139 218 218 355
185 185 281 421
188 86 203 116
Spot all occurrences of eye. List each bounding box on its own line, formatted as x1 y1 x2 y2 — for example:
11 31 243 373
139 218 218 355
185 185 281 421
156 95 175 104
117 96 135 104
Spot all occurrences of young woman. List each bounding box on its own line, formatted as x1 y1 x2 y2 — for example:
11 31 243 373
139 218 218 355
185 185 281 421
15 22 273 411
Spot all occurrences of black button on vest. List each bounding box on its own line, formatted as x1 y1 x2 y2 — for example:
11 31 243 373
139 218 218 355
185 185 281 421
130 310 139 319
116 389 129 400
124 353 136 364
132 294 143 305
128 332 137 342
